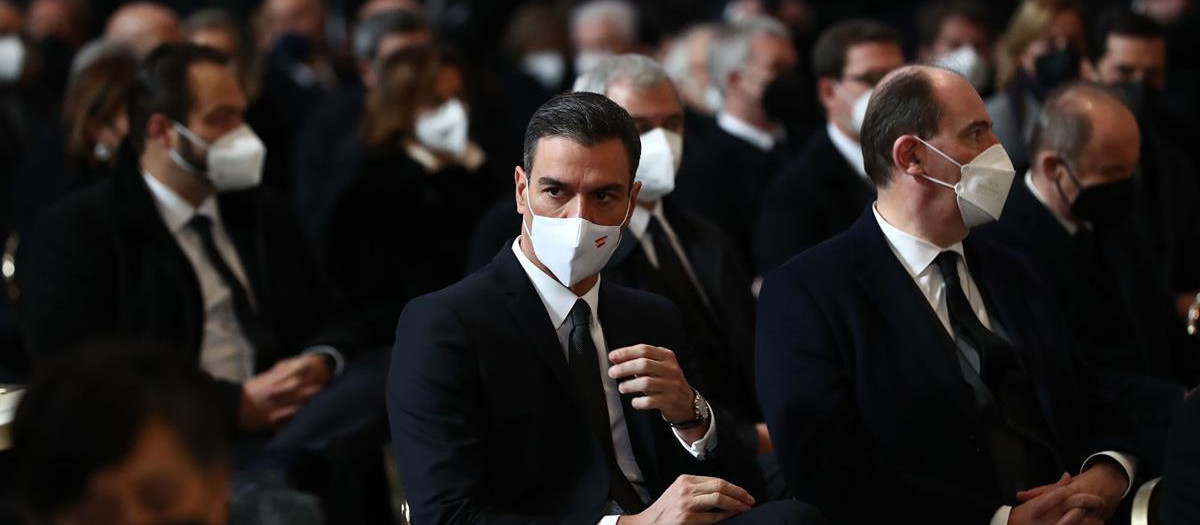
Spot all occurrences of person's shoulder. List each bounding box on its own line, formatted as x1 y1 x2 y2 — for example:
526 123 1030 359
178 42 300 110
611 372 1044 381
403 260 506 319
33 176 117 233
763 226 861 292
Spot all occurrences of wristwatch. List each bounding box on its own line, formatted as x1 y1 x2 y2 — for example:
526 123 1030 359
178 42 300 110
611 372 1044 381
666 389 711 430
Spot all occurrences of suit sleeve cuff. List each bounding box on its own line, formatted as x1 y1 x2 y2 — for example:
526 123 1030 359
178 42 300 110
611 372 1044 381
1082 451 1138 499
671 409 718 459
599 515 621 525
991 505 1011 525
303 345 345 377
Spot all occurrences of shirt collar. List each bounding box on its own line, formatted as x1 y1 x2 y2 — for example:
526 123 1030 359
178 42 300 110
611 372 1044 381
1024 170 1081 235
826 122 869 181
872 203 965 279
628 200 665 239
141 170 219 233
716 111 780 152
511 238 601 330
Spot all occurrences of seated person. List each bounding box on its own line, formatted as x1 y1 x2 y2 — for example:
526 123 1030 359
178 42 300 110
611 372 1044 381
8 341 322 525
326 45 492 348
388 92 826 525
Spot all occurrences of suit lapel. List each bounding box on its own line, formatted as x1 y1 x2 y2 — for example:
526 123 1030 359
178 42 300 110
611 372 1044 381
495 247 583 408
851 211 977 415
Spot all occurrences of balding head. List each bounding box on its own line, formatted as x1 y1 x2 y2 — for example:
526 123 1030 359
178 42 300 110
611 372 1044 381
0 1 24 35
105 2 180 57
1029 82 1140 223
262 0 326 52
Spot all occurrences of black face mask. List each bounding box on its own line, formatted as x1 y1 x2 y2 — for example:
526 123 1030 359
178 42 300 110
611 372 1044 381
762 72 813 136
1056 162 1136 227
1033 47 1081 93
1112 81 1160 123
274 33 314 62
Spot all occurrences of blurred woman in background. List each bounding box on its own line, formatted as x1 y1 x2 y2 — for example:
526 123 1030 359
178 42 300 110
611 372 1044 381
986 0 1087 169
327 45 491 347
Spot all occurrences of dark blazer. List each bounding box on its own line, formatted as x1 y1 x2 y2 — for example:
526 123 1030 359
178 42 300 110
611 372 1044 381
1135 130 1200 295
19 148 357 427
976 181 1200 386
1160 391 1200 525
756 209 1153 524
753 128 875 275
674 125 789 271
388 247 764 525
289 85 366 252
606 199 760 423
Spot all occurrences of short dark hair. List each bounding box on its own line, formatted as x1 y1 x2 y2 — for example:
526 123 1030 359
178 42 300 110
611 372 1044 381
352 8 428 65
522 91 641 184
861 67 943 188
917 0 993 48
127 43 230 153
11 340 229 520
811 19 903 80
1030 82 1126 166
1089 8 1165 64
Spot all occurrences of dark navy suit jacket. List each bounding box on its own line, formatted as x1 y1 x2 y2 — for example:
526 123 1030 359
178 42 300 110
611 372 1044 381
756 208 1146 524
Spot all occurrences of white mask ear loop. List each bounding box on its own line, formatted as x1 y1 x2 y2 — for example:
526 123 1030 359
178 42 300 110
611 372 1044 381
912 136 963 190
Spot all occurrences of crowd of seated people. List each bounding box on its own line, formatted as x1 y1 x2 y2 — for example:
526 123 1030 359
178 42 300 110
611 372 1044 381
1 1 1200 524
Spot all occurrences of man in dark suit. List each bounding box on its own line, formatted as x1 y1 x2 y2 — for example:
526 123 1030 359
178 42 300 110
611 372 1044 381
757 66 1151 525
388 92 824 525
1086 8 1200 311
1159 391 1200 524
674 16 797 271
574 54 763 447
976 82 1198 387
19 46 382 494
753 20 903 275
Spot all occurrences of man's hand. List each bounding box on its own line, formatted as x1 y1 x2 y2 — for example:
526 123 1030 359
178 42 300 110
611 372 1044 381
608 345 697 423
1009 473 1107 525
617 475 754 525
238 354 332 431
1016 461 1129 523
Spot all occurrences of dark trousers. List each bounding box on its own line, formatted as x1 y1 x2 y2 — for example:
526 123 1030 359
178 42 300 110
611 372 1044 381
722 500 829 524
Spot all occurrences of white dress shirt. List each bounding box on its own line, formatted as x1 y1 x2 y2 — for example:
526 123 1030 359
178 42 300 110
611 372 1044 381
825 122 870 183
143 172 256 382
627 202 710 307
511 239 717 524
871 205 1136 525
716 111 782 152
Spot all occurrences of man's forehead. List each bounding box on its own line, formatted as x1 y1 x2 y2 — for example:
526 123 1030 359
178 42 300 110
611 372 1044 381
186 63 246 110
532 136 629 180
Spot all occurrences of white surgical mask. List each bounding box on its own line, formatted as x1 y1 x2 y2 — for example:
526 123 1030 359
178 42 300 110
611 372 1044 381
914 137 1015 228
934 45 991 93
171 123 267 192
0 36 25 83
574 51 611 75
703 85 724 113
835 83 872 136
635 128 684 203
521 50 566 91
415 97 469 157
522 186 629 288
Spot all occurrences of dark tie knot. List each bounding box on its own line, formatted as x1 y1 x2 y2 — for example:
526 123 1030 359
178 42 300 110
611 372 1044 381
935 251 961 283
189 214 214 236
569 299 592 330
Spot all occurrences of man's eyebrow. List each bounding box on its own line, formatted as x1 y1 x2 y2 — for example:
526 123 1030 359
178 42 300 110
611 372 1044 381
593 182 626 193
537 176 566 187
960 119 991 134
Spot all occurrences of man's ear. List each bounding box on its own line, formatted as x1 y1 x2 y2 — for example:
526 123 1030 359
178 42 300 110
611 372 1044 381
893 135 924 178
514 166 529 215
1083 59 1100 82
816 76 838 111
145 113 173 150
1037 152 1065 183
626 181 642 222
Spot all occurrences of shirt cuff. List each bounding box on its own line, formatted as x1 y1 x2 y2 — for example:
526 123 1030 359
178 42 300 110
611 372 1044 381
671 409 718 459
303 345 345 377
1082 451 1138 499
598 515 621 525
991 505 1011 525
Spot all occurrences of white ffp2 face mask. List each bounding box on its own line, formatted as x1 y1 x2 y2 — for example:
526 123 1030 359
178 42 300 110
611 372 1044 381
914 137 1015 228
934 45 991 93
635 128 684 203
835 83 872 136
523 186 629 288
415 97 470 157
0 36 25 83
171 123 267 192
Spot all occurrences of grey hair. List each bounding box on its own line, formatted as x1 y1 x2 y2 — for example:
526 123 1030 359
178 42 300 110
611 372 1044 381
1031 82 1129 167
70 39 137 78
572 53 673 96
708 16 790 94
522 92 642 184
570 0 638 44
351 8 427 65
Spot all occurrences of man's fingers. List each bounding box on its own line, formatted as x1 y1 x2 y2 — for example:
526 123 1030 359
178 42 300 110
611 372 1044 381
1063 493 1105 512
1017 473 1071 503
268 403 302 425
608 345 672 365
609 357 671 380
690 492 752 513
617 376 669 395
1025 486 1071 517
1053 507 1089 525
693 479 755 508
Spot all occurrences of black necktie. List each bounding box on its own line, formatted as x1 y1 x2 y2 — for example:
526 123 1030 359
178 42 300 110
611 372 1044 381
189 215 278 370
934 251 1018 386
567 299 645 513
646 216 713 321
